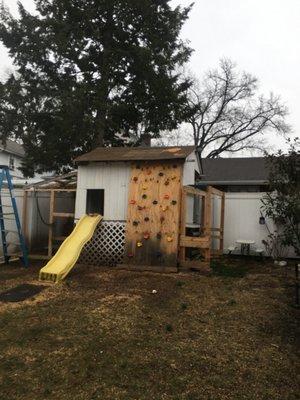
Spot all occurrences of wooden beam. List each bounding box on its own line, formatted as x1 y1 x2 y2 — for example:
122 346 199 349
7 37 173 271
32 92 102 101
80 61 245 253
183 186 206 197
29 254 50 260
22 189 28 246
179 186 187 263
220 193 225 252
180 235 210 248
53 236 68 242
203 186 212 262
25 189 76 192
53 212 75 218
47 190 55 258
209 186 224 197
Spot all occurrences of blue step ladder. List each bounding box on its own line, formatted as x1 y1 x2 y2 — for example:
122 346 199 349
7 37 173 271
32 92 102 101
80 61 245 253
0 166 29 267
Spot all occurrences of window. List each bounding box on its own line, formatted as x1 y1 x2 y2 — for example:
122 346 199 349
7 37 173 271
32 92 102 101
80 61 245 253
86 189 104 215
9 155 15 170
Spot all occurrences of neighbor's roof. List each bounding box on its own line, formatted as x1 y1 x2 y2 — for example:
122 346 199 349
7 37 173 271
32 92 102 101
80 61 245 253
75 146 196 163
199 157 269 184
0 139 25 157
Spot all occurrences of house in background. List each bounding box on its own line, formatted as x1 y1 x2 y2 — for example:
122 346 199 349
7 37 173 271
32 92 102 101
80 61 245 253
197 157 269 192
0 139 25 179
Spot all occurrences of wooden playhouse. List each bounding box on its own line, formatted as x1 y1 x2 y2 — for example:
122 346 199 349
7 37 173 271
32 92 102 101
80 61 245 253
74 146 225 272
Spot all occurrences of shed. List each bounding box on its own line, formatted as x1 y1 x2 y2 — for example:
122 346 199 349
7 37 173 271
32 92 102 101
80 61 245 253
74 146 224 272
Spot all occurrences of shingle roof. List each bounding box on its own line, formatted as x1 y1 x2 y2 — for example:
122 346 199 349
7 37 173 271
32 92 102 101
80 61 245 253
200 157 269 184
75 146 196 163
0 139 25 157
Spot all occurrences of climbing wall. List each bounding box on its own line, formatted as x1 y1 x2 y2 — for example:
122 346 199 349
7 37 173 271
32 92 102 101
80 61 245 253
123 160 183 268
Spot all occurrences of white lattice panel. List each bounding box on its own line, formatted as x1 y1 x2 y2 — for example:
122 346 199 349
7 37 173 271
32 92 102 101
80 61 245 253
79 221 125 266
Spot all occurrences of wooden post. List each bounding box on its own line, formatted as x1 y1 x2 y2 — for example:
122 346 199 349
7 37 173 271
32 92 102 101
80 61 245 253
220 192 225 253
204 186 212 263
179 187 186 264
48 190 55 258
22 190 28 246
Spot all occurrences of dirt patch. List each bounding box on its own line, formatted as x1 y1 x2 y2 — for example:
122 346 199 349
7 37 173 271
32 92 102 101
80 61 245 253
0 284 46 303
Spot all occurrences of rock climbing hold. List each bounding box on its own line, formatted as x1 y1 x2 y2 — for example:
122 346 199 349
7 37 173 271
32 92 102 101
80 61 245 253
164 180 170 186
146 169 152 175
162 206 168 212
167 236 173 242
152 200 158 205
133 176 138 182
142 185 147 190
130 199 136 205
160 216 165 223
143 232 150 240
171 200 177 205
142 194 147 199
133 221 139 226
164 194 170 200
158 172 164 177
144 217 150 222
137 205 145 211
137 241 143 248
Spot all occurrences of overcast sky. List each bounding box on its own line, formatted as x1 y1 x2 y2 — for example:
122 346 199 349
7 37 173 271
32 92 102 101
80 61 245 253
1 0 299 153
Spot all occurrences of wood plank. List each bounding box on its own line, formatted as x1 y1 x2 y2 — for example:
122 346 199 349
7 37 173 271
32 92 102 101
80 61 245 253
183 186 206 197
29 254 50 260
180 235 209 248
25 189 76 192
53 236 68 241
209 186 224 197
124 160 183 268
53 212 75 218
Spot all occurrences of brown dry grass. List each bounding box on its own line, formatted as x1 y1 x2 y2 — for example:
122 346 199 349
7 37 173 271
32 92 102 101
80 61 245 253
0 259 299 400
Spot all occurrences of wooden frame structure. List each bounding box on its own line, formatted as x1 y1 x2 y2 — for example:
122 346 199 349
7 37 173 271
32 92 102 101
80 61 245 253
179 185 225 271
22 172 77 260
209 186 225 258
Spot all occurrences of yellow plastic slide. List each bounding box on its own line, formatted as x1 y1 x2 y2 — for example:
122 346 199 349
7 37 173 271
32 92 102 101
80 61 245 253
39 214 102 283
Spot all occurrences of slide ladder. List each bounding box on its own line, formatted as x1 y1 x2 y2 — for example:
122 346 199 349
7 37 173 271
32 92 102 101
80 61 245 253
39 214 102 283
0 166 29 267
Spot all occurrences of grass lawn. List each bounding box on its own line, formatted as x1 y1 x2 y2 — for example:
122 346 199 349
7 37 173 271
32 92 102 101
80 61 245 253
0 259 299 400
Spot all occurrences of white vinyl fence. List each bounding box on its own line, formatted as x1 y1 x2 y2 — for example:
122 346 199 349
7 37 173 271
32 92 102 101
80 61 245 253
222 192 299 257
0 189 296 260
223 192 275 254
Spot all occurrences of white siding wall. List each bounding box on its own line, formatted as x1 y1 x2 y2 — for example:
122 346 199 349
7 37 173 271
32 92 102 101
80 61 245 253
75 162 131 221
0 151 24 178
183 151 200 224
75 152 200 223
183 151 199 186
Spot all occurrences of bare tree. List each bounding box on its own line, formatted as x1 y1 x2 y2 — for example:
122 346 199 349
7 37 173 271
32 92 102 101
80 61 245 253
185 59 290 158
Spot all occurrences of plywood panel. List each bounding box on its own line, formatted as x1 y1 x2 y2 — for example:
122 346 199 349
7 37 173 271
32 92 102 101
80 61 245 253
124 160 183 268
